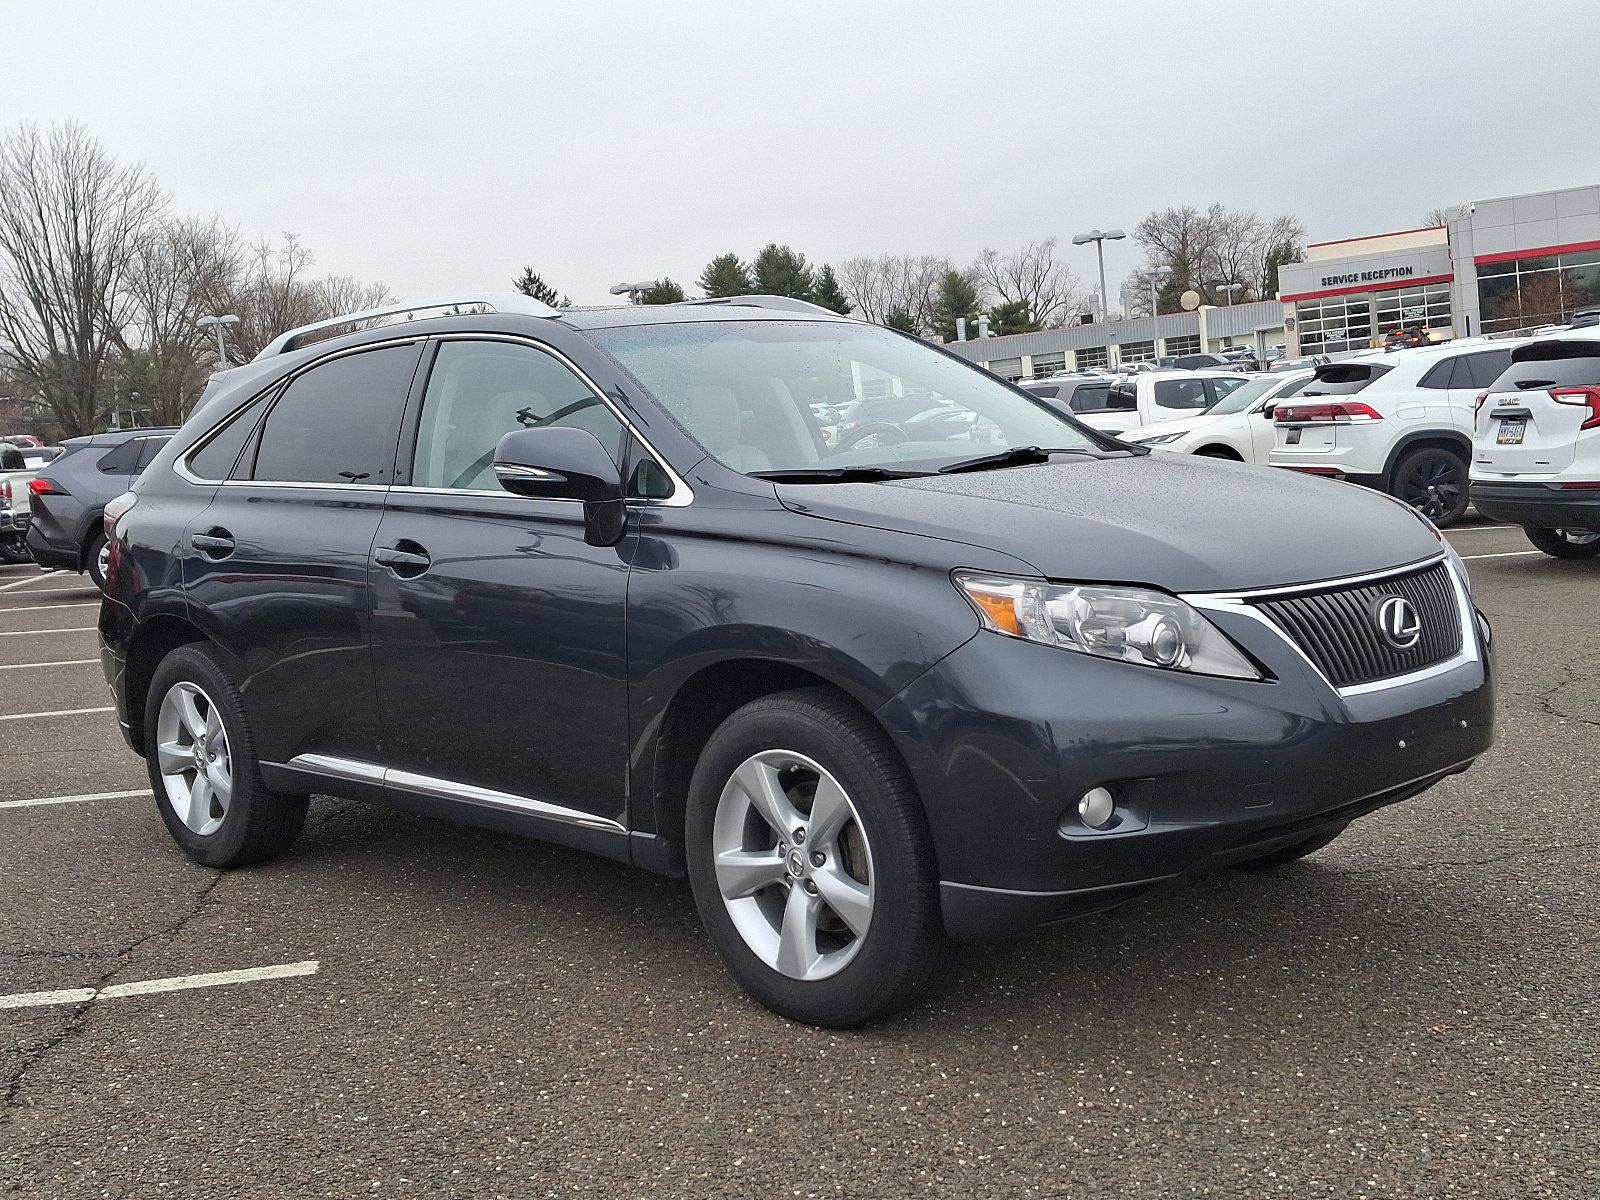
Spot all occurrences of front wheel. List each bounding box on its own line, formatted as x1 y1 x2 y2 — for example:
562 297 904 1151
1391 447 1470 527
1524 526 1600 559
685 688 949 1027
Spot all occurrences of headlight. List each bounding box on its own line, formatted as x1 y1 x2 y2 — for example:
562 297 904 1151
954 572 1262 679
1131 431 1186 446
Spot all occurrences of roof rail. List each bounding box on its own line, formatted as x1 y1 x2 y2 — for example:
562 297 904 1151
676 295 848 318
253 292 559 360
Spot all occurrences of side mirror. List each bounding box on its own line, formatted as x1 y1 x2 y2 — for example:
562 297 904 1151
492 427 626 547
1259 405 1276 419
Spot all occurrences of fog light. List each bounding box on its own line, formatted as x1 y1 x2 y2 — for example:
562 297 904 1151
1077 786 1116 830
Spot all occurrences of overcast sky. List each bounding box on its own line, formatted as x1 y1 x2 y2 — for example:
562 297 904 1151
3 0 1595 307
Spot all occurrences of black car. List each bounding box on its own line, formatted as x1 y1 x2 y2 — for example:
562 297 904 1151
99 293 1494 1027
27 428 174 588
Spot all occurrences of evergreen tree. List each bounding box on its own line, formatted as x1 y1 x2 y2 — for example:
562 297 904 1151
812 264 853 314
882 306 920 334
698 253 754 298
513 268 567 307
988 299 1038 336
928 270 983 342
639 278 686 305
1262 239 1302 297
752 243 815 300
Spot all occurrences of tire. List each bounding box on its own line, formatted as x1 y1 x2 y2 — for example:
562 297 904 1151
685 687 949 1027
1390 446 1470 527
143 643 309 869
1232 824 1347 871
1196 445 1242 460
0 540 29 564
1523 526 1600 559
85 531 109 590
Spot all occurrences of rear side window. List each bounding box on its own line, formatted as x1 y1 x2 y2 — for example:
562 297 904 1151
96 438 147 474
1305 363 1391 395
133 437 170 472
1494 341 1600 390
1069 383 1112 412
251 344 420 485
1023 384 1060 398
189 396 269 481
1153 378 1210 410
1464 350 1512 389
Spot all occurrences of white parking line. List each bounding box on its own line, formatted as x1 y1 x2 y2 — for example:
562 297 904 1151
0 627 94 637
0 658 98 671
0 960 321 1011
1461 550 1544 560
0 601 98 614
0 789 145 810
0 706 112 722
0 573 58 592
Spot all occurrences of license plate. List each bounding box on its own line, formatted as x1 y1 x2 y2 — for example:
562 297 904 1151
1286 429 1302 445
1496 419 1526 445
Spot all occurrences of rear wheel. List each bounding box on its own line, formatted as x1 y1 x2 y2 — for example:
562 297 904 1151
144 644 309 868
1391 446 1470 527
1524 526 1600 559
1232 824 1347 870
85 531 110 590
685 688 949 1027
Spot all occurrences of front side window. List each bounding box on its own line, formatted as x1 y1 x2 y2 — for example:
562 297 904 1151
1205 375 1281 416
589 320 1098 475
251 344 419 485
411 340 624 492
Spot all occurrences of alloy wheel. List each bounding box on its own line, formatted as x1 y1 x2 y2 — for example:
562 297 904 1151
711 749 874 982
154 681 233 836
1559 529 1600 546
1402 457 1464 520
96 537 111 583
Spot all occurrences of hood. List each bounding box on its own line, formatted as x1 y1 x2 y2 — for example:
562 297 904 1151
775 453 1442 593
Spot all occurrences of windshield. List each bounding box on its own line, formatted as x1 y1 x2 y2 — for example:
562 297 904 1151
1205 375 1282 416
588 319 1100 475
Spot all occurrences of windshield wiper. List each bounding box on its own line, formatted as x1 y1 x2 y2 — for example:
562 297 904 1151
750 466 931 483
935 446 1099 474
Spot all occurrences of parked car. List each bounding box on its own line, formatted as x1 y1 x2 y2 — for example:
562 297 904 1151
1016 373 1115 418
1155 352 1237 370
1270 339 1529 527
1471 328 1600 558
0 443 60 563
27 428 174 588
1121 370 1314 463
101 292 1493 1028
1078 370 1251 437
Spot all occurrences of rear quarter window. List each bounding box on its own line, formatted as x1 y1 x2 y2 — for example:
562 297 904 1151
1304 363 1391 396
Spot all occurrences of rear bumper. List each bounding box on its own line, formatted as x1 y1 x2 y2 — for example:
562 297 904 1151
1470 481 1600 531
25 524 79 570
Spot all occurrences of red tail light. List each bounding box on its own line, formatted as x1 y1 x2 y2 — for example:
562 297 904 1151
1274 401 1384 424
1550 386 1600 430
28 477 63 497
1474 390 1490 413
103 490 138 538
0 480 9 503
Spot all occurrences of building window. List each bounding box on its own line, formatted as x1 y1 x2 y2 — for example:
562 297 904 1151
1160 334 1200 357
1075 345 1109 370
1118 340 1156 364
1478 248 1600 334
1294 295 1374 355
1375 282 1453 339
988 357 1024 381
1029 352 1066 377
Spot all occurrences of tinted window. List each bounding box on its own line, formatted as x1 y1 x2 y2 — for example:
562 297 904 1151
189 396 269 480
0 446 23 470
1495 341 1600 390
133 436 170 472
1464 349 1512 389
1304 363 1392 395
1418 359 1458 389
1102 382 1136 412
1153 378 1211 410
1068 383 1112 412
1022 384 1060 398
412 340 625 492
252 344 418 484
96 438 146 474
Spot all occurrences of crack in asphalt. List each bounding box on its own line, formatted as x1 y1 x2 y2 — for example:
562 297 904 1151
0 868 223 1123
1341 838 1600 876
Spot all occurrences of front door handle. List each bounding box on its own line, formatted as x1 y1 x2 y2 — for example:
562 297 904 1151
190 529 235 559
373 542 431 577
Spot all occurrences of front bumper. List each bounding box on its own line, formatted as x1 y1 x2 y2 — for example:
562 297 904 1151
878 583 1494 941
1470 481 1600 531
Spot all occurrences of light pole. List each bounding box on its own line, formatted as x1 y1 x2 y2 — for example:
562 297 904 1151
1147 268 1169 318
1072 228 1125 323
1215 282 1245 307
197 314 239 368
610 281 659 305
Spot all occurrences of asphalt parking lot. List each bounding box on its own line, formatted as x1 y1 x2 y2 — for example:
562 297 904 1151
0 521 1594 1199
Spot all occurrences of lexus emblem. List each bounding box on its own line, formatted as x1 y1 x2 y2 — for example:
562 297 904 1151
1374 595 1422 650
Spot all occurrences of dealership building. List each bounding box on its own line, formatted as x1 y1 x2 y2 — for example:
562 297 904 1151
944 181 1600 377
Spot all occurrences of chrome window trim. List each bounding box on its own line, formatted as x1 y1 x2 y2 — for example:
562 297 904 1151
1183 553 1481 699
420 332 695 507
217 479 388 492
282 753 625 835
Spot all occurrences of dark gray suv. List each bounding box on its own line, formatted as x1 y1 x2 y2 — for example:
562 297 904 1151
97 294 1494 1027
28 428 174 588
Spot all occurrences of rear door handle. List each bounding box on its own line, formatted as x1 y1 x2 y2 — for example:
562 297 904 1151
373 543 430 577
190 529 235 558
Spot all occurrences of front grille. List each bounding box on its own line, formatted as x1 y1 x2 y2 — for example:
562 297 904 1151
1250 560 1463 689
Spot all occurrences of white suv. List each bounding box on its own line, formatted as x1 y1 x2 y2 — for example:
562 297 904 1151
1471 327 1600 558
1270 340 1529 527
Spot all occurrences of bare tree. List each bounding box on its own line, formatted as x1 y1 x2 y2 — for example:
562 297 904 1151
1133 204 1305 309
1423 205 1468 228
207 234 392 360
0 122 166 436
971 238 1087 328
836 253 952 332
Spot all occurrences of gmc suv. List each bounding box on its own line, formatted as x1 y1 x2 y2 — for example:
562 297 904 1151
99 293 1494 1026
